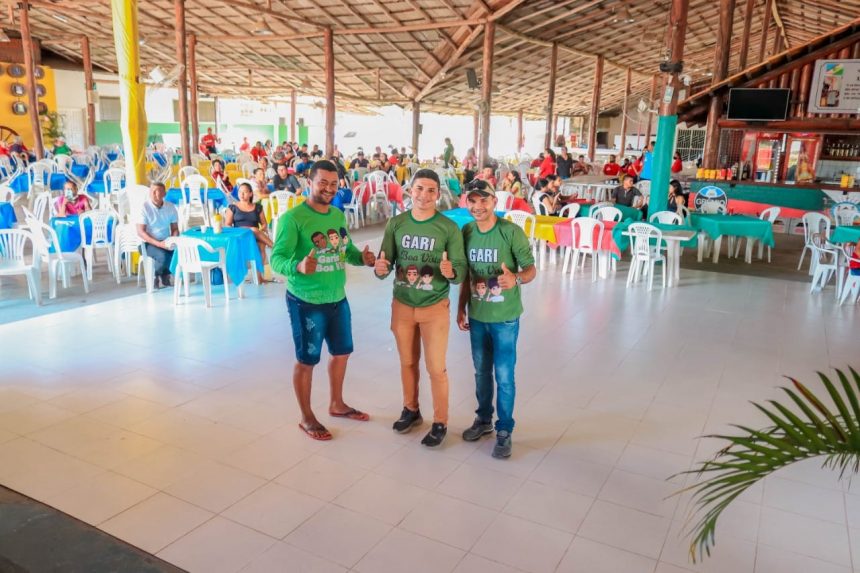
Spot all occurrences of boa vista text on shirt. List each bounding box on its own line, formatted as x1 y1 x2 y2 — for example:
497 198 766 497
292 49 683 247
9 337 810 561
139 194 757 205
314 252 345 273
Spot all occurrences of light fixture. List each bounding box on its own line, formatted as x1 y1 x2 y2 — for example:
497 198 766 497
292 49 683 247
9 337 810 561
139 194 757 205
148 66 165 84
253 17 274 36
139 38 147 47
52 13 69 23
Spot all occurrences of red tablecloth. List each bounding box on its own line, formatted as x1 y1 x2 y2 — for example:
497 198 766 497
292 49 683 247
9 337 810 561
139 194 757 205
353 181 404 207
727 199 817 219
551 219 622 258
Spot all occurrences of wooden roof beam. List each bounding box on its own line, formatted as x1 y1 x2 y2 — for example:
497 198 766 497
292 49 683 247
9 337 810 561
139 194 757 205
414 24 484 102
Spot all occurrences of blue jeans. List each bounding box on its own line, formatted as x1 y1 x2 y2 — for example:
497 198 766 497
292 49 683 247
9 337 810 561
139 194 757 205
469 317 520 433
286 292 353 365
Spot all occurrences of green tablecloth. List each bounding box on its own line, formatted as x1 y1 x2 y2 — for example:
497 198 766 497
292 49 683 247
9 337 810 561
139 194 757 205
613 221 698 252
447 177 461 196
579 203 643 222
830 226 860 244
689 213 775 247
689 181 826 211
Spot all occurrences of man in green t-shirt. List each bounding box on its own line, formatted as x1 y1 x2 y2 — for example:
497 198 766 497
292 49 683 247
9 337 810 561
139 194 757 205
457 179 537 458
375 169 467 447
442 138 454 168
271 160 376 441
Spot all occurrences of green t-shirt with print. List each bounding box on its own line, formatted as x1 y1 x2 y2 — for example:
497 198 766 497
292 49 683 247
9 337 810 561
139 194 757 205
462 218 535 323
270 202 365 304
378 211 467 307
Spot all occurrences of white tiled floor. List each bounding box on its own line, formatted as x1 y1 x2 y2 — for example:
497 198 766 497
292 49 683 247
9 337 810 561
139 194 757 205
1 227 859 573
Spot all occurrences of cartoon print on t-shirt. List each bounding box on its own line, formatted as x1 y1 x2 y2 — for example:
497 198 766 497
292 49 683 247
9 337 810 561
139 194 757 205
416 265 434 291
327 228 340 251
311 231 328 251
487 277 505 302
473 276 488 301
405 265 419 287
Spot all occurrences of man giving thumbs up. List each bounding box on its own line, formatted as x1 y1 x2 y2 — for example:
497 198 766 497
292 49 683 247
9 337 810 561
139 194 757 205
376 169 466 447
457 179 536 459
271 160 376 442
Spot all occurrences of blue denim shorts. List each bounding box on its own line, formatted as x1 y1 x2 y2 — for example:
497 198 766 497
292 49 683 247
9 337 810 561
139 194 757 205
286 292 354 365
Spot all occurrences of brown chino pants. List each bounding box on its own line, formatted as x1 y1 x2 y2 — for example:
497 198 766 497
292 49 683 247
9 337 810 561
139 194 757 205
390 298 450 424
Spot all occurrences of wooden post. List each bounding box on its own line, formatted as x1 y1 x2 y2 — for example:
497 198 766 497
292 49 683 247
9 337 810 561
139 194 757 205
586 55 603 163
644 75 657 146
472 110 479 156
651 0 690 215
772 31 783 55
81 35 96 147
188 33 199 154
517 109 523 153
18 0 44 159
174 0 190 165
324 27 335 157
544 42 558 149
478 21 495 168
738 0 755 70
411 101 420 158
758 0 773 62
703 0 735 168
375 68 381 101
290 89 297 143
619 67 631 155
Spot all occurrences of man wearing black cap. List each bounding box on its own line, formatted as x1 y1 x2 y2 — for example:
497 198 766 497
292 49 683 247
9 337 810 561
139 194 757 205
349 152 369 169
457 179 537 459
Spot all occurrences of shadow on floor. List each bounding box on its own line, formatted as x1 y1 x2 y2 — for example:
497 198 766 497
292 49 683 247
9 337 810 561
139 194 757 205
0 485 184 573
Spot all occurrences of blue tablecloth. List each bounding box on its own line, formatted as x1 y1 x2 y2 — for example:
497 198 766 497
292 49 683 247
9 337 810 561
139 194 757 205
166 187 228 209
50 215 115 252
0 202 16 229
443 208 506 229
69 165 108 182
10 173 67 193
169 227 263 285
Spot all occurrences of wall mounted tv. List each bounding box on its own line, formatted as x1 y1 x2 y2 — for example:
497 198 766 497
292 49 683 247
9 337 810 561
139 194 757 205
726 88 790 121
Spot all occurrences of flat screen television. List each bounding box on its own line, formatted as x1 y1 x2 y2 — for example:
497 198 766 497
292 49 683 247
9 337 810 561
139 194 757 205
726 88 790 121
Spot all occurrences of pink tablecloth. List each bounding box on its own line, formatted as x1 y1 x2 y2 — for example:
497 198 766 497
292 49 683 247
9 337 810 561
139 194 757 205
551 219 622 258
353 181 404 207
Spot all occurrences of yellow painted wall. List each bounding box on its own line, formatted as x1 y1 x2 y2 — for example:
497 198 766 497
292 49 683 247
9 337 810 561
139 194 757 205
0 62 58 147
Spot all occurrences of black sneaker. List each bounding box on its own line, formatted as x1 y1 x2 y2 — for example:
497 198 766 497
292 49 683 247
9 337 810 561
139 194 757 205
392 408 422 434
462 418 494 442
492 431 512 459
421 423 447 447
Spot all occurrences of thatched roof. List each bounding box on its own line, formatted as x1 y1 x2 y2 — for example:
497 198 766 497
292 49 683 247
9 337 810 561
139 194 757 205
10 0 860 117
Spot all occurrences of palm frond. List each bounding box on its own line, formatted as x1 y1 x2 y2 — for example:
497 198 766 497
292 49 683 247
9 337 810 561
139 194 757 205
674 367 860 562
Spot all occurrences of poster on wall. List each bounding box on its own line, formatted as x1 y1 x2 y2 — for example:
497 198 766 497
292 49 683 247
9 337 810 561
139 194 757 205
808 59 860 114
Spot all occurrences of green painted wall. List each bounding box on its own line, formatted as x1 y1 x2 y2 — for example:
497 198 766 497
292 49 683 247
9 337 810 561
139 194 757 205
95 121 275 147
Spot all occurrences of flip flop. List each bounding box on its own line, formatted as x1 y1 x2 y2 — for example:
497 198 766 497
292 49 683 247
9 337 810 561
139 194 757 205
298 422 332 441
329 408 370 421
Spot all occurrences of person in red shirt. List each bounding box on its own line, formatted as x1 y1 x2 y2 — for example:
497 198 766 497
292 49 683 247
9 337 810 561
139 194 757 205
250 141 266 162
671 152 683 174
475 166 498 188
239 137 251 153
210 159 233 192
201 127 219 157
530 153 544 169
538 148 556 180
603 154 621 177
0 140 9 157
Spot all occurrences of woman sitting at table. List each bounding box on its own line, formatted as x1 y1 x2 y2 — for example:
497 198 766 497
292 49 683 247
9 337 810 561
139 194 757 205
667 179 687 214
210 159 233 192
500 170 523 197
224 182 274 284
251 167 269 200
54 180 91 217
535 175 562 215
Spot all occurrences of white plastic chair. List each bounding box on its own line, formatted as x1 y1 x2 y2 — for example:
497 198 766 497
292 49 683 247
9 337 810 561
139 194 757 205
733 206 780 262
798 212 831 273
102 167 126 210
344 184 368 229
833 203 860 227
495 190 514 211
54 154 74 173
626 222 666 291
26 216 89 299
558 203 580 218
167 236 229 308
0 228 41 304
268 190 297 238
564 217 604 281
27 161 53 199
177 165 199 186
32 192 51 223
179 174 210 231
113 223 154 292
649 211 683 225
840 260 860 305
809 234 839 296
531 193 549 216
592 206 623 222
0 185 15 204
79 209 118 280
505 209 540 265
365 171 392 221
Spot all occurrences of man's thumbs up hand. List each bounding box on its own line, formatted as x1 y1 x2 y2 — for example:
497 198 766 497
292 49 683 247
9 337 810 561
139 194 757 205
361 244 376 266
440 250 455 279
498 262 517 290
297 248 317 275
374 250 391 277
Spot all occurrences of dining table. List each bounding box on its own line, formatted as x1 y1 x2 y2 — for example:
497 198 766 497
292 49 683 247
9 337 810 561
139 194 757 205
0 202 17 230
49 214 116 253
169 227 263 294
688 213 774 263
165 187 230 210
619 223 698 287
829 226 860 245
9 172 68 193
